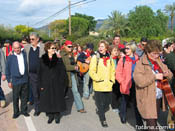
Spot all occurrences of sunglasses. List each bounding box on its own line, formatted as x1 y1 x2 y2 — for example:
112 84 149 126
67 46 73 48
30 38 35 41
50 47 56 50
125 48 130 50
141 43 146 46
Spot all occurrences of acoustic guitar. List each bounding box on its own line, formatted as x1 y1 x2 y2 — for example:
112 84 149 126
161 79 175 116
77 57 91 74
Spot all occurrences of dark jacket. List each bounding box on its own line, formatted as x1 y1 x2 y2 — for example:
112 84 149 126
5 51 28 86
38 53 67 112
60 49 78 87
164 52 175 72
77 51 94 63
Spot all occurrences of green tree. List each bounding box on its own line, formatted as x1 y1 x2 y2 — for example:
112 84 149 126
154 9 169 36
14 25 34 36
67 17 89 37
72 13 97 31
128 6 158 37
165 2 175 33
0 25 21 42
49 20 67 39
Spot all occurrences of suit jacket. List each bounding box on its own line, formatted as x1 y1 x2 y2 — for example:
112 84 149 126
5 51 28 86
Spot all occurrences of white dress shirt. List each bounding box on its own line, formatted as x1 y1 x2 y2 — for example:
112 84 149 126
14 52 25 75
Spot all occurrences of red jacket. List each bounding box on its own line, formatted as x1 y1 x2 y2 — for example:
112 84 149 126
116 54 139 95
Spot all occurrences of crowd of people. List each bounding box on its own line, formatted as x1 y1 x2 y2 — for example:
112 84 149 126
0 33 175 130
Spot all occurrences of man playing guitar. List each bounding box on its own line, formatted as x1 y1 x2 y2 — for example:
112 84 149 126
77 43 94 99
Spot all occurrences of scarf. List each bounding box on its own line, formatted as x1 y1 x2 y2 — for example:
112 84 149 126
6 45 12 56
112 56 118 59
85 49 91 57
99 52 110 66
147 57 163 88
73 52 78 57
125 55 138 64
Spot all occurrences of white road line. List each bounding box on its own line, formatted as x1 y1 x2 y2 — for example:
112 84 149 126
24 116 37 131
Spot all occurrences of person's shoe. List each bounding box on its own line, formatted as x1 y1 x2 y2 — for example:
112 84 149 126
13 113 20 119
64 95 69 99
55 118 60 124
0 100 6 108
48 117 54 124
100 121 108 127
120 116 126 124
28 101 34 105
119 113 126 124
77 109 86 113
112 108 120 113
21 112 30 117
83 96 89 100
33 111 40 116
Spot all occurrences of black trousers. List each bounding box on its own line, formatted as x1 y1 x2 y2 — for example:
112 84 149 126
111 81 121 109
29 73 40 112
120 82 143 126
94 91 112 121
47 112 60 120
12 83 28 115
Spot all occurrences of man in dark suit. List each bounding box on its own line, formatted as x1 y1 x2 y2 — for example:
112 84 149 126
24 32 45 116
6 41 29 119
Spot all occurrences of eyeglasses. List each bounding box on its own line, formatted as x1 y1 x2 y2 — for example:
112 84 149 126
141 43 146 46
67 46 73 48
30 38 35 41
50 48 56 50
125 48 130 50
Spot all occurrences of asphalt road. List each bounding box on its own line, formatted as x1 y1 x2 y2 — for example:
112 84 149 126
0 80 169 131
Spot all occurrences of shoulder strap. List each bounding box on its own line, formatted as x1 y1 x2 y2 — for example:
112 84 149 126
96 53 100 73
123 56 126 67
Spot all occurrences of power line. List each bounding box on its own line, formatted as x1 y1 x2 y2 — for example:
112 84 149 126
31 0 96 27
32 0 88 27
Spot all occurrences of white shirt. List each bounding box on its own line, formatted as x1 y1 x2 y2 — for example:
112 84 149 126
31 43 40 51
152 70 163 99
14 52 25 75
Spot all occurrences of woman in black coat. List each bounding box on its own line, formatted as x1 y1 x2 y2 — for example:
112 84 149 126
38 42 67 124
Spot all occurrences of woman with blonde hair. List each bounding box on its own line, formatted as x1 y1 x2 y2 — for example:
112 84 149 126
116 42 143 126
89 40 115 127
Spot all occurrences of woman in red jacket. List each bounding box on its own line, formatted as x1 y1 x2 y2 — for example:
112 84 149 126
116 42 143 126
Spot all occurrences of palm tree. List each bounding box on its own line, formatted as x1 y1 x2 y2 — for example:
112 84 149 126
165 2 175 33
99 10 129 36
108 10 129 35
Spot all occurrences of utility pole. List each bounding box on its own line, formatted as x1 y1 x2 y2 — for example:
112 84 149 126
69 0 71 36
27 22 29 40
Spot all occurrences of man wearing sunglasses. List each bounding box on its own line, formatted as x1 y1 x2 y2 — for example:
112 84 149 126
24 32 45 116
135 37 148 58
60 40 86 113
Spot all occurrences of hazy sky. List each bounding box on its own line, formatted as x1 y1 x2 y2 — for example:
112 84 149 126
0 0 174 28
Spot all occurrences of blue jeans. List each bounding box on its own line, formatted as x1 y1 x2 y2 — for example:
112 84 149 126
0 72 5 101
71 73 84 110
83 72 91 98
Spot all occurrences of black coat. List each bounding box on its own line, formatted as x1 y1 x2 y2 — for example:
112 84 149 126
38 53 67 113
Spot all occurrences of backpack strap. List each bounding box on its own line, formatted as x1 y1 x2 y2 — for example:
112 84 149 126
123 56 126 68
96 52 100 73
